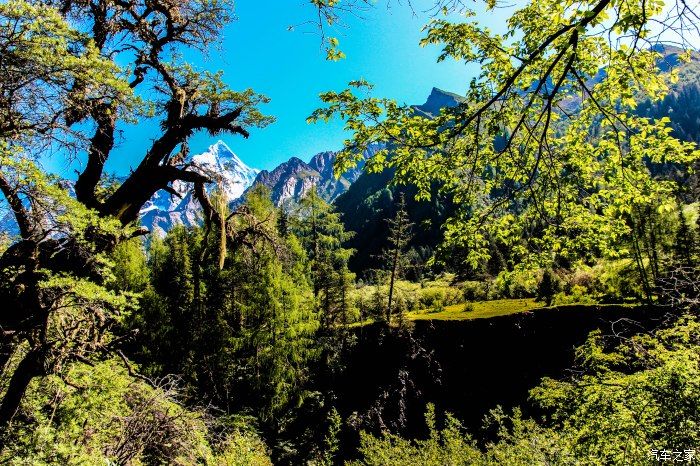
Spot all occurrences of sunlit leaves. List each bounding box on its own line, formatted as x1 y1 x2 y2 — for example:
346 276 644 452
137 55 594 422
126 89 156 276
312 0 700 271
0 0 132 143
326 37 347 61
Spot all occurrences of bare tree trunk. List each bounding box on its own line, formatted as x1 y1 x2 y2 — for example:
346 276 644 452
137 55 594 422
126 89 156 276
631 221 653 304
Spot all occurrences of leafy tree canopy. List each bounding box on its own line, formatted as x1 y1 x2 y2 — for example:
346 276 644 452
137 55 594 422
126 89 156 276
311 0 700 270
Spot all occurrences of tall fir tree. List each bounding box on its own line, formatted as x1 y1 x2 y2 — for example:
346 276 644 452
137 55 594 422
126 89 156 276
382 193 413 325
293 189 355 331
131 185 320 430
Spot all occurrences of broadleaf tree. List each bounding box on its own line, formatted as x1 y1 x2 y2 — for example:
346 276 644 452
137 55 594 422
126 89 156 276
310 0 700 293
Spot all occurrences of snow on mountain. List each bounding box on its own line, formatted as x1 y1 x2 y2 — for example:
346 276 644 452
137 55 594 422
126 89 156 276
139 140 259 237
0 140 257 238
189 140 259 200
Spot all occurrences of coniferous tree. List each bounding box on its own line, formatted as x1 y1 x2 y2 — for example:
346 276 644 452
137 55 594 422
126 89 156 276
382 193 413 325
673 205 696 267
132 227 198 376
222 186 319 424
293 189 355 331
131 185 320 429
537 269 560 306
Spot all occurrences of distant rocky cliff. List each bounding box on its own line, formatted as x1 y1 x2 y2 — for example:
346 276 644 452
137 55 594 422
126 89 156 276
240 144 383 207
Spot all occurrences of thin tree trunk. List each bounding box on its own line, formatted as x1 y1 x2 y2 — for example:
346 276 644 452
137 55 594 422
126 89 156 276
0 347 45 434
387 250 399 325
631 223 653 304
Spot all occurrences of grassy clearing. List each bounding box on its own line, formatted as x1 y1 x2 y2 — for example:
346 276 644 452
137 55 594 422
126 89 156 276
406 298 544 321
348 269 640 326
349 298 637 326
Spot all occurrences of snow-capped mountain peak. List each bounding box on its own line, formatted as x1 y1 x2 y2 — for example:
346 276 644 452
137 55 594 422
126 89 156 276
188 140 259 200
140 140 260 236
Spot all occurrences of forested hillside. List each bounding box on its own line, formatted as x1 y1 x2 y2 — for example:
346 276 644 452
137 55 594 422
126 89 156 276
1 1 700 465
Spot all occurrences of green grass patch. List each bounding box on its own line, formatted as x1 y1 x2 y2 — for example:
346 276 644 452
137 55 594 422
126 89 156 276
407 298 544 321
348 299 637 326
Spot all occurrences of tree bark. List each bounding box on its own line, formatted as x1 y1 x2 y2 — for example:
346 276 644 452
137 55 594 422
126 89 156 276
74 110 116 209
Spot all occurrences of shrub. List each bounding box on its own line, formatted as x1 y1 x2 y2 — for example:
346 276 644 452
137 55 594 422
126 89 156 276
565 266 597 293
428 299 445 313
592 260 644 302
350 405 482 466
552 285 597 305
442 287 463 305
494 269 539 299
536 269 560 306
462 281 489 301
392 289 411 316
404 293 420 311
419 288 445 308
0 357 272 465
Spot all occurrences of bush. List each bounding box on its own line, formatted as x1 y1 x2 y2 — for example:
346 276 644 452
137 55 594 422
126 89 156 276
493 269 539 299
563 266 597 293
442 287 462 305
418 287 461 308
552 260 647 304
552 285 597 305
591 260 645 302
428 300 445 313
350 405 482 466
404 292 420 312
392 289 411 315
462 281 488 301
0 357 272 465
419 288 445 308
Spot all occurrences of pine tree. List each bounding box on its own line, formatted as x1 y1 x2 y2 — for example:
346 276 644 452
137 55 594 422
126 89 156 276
382 193 413 325
673 205 695 267
537 269 559 306
133 226 198 376
222 188 319 424
293 189 355 330
133 186 321 427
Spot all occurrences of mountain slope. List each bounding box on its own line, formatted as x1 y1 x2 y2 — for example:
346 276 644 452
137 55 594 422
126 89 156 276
247 157 319 207
413 87 466 118
334 88 463 275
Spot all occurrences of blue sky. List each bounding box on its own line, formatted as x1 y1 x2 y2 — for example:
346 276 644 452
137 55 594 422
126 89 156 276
54 1 505 176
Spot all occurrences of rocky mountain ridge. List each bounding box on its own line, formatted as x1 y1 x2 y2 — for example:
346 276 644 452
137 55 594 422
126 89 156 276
241 144 384 207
